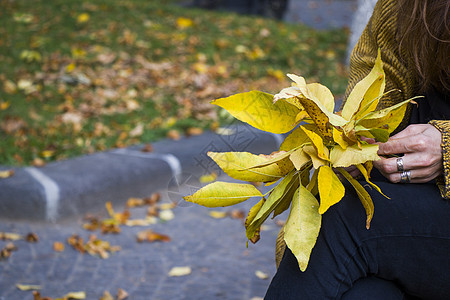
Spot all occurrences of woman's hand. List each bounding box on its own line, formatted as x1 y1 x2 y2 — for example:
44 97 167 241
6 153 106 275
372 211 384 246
374 124 443 183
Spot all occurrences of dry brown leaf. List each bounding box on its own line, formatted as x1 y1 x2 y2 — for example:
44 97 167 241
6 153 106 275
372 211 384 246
140 144 154 153
117 288 129 300
26 232 39 243
167 129 181 140
136 230 171 243
99 291 114 300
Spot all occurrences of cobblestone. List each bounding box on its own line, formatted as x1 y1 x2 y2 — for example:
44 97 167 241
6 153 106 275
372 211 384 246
0 181 284 300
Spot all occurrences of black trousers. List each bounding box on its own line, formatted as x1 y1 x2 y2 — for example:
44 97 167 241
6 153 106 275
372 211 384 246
265 171 450 299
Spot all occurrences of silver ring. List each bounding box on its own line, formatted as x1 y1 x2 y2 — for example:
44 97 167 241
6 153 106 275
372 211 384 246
400 170 411 183
396 157 404 172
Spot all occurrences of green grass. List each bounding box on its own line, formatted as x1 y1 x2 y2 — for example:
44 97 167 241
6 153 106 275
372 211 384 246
0 0 349 166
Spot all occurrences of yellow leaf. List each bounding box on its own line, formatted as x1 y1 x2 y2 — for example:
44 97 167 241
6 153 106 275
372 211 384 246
289 148 311 170
303 145 326 169
209 211 227 219
300 125 328 160
199 172 217 183
333 127 348 149
247 171 298 235
245 197 265 240
0 232 22 240
255 270 269 279
306 82 335 113
356 97 417 134
283 185 321 272
212 91 300 134
342 49 385 121
279 126 310 151
317 165 345 214
330 144 379 168
16 284 41 291
208 151 287 182
337 168 374 229
0 169 14 179
184 181 262 207
105 202 115 218
176 17 194 29
168 266 191 277
63 291 86 299
356 164 389 198
77 13 90 24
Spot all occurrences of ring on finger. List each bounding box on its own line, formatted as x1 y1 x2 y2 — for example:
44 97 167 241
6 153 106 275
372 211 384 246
396 157 404 172
400 170 411 183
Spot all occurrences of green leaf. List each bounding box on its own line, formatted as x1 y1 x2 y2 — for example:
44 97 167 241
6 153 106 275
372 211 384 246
330 144 380 168
208 151 288 182
317 165 345 214
284 185 321 272
184 181 262 207
337 168 374 229
212 91 300 134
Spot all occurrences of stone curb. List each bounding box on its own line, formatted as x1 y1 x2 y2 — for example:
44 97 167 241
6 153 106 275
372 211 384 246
0 124 282 221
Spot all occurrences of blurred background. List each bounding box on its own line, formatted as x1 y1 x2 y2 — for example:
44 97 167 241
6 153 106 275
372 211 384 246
0 0 362 167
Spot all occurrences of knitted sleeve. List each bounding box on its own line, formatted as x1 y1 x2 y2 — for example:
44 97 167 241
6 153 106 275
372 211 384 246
344 0 417 132
429 120 450 199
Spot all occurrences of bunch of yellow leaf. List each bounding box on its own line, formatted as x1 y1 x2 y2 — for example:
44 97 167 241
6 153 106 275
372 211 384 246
184 50 416 271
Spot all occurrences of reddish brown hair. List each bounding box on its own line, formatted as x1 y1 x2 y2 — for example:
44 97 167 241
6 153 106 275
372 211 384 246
397 0 450 93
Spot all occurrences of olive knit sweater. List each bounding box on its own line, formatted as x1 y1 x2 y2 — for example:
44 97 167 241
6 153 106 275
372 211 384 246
345 0 450 199
275 0 450 267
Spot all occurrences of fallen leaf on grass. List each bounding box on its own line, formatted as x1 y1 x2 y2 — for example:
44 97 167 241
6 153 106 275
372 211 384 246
168 266 191 277
136 230 171 243
0 169 14 179
16 284 41 291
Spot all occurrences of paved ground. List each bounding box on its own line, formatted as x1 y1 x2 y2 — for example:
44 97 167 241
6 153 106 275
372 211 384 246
0 180 284 299
0 1 362 299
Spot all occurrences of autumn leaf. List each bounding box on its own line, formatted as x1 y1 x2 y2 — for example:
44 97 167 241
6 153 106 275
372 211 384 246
136 230 171 243
211 91 300 134
317 165 345 214
283 185 321 272
16 284 42 291
184 181 263 207
168 266 191 277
